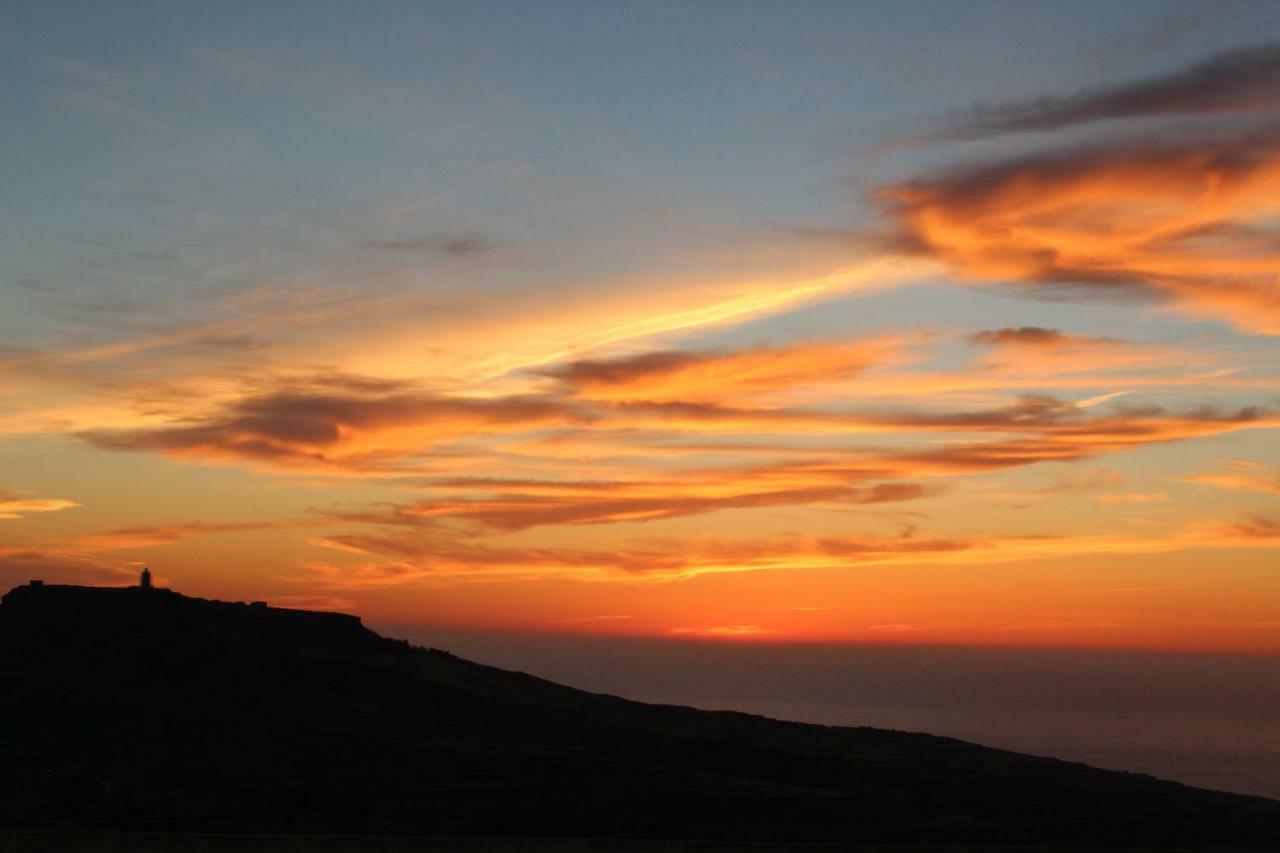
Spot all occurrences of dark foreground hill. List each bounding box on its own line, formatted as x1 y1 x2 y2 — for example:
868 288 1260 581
1 582 1277 850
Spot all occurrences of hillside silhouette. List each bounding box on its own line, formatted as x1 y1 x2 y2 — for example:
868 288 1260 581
1 579 1278 849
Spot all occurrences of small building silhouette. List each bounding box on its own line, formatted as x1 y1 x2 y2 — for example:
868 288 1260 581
139 567 152 589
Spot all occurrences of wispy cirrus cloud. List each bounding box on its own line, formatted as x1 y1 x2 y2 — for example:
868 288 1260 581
47 57 169 132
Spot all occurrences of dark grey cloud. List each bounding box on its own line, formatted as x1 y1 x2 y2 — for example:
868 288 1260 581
539 350 706 387
1223 513 1280 539
967 327 1111 348
939 42 1280 140
360 234 493 257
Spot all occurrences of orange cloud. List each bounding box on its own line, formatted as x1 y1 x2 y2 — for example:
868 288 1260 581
1096 492 1169 504
0 494 79 520
302 529 981 586
296 398 1270 532
670 625 770 638
1222 513 1280 539
78 381 577 471
329 479 931 532
1184 459 1280 495
608 402 1272 486
881 130 1280 333
301 511 1280 587
609 396 1274 445
395 401 1272 525
72 520 301 551
0 547 135 588
543 336 912 403
964 326 1174 377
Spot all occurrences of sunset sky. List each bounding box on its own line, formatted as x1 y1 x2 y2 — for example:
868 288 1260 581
3 0 1278 653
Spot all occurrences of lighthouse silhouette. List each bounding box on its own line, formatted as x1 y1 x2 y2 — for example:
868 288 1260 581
139 566 152 589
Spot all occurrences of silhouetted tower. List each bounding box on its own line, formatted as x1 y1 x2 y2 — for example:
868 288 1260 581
140 566 152 589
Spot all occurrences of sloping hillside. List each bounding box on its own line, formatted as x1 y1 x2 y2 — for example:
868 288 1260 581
1 582 1276 848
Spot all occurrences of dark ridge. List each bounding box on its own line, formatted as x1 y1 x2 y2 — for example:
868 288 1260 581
1 580 1277 849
